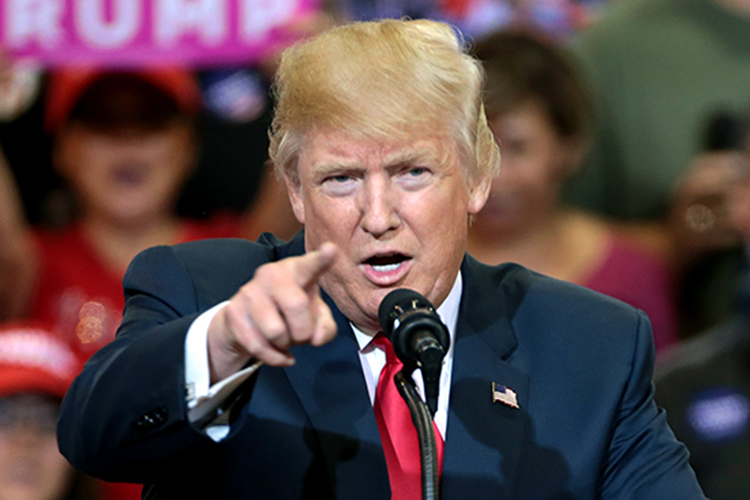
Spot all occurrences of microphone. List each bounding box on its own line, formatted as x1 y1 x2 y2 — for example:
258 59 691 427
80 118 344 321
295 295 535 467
378 289 450 416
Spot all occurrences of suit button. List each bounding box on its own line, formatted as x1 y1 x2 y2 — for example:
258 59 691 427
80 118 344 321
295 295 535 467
132 415 155 434
152 407 168 424
132 407 168 434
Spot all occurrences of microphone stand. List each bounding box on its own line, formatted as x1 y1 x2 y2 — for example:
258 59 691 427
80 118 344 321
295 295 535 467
394 368 440 500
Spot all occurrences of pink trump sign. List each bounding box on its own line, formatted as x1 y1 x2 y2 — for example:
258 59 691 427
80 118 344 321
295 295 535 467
0 0 318 67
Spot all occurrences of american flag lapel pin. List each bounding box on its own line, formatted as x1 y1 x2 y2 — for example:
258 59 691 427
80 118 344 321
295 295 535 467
492 382 519 409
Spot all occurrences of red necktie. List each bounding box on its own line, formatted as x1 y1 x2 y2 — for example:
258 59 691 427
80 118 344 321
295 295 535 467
372 335 445 500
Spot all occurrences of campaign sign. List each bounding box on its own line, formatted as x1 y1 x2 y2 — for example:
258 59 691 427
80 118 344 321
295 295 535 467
0 0 317 67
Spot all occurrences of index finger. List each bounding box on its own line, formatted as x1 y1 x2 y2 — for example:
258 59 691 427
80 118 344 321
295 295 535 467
292 242 338 289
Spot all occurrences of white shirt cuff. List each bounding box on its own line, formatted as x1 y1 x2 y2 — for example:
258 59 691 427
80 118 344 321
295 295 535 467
184 301 263 441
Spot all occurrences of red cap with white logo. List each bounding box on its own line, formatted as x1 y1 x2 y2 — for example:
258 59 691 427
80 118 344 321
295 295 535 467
0 321 80 400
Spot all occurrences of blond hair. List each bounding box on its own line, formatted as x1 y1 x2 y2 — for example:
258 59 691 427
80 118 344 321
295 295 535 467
269 19 500 187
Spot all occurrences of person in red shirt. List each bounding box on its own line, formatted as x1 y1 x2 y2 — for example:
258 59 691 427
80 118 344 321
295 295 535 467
0 68 301 361
32 70 231 361
0 68 302 499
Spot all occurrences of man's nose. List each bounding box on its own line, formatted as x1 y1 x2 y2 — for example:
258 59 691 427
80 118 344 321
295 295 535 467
360 177 400 236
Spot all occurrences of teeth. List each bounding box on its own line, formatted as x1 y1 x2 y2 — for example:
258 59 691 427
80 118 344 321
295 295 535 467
371 262 401 272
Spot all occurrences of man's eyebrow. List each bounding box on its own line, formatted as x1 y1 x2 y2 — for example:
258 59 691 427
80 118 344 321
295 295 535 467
310 161 360 177
310 147 441 176
384 147 439 168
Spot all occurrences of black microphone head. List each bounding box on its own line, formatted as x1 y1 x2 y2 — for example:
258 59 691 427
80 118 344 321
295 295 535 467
379 288 449 416
378 288 449 366
378 288 433 336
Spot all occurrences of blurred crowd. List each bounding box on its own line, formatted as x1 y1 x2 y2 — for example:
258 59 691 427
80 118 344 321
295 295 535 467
0 0 749 498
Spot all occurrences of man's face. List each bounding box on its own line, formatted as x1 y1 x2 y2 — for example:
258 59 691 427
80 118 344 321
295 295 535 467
288 129 490 333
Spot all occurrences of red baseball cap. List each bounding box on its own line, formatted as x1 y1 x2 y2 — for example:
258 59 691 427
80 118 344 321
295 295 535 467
0 321 80 400
45 67 201 132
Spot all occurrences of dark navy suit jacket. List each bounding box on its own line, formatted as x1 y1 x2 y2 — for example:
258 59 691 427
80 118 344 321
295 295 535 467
58 233 706 499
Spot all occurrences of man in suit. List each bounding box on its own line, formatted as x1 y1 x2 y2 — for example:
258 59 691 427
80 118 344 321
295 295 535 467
57 19 706 499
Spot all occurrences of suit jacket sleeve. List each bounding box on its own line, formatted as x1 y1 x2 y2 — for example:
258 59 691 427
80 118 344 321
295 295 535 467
57 238 276 484
599 310 706 499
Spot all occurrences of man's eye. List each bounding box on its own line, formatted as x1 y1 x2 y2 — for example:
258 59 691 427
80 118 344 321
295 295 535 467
320 174 354 186
397 166 432 190
321 174 357 196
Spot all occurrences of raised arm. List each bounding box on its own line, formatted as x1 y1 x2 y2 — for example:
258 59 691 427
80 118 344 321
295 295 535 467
58 237 339 482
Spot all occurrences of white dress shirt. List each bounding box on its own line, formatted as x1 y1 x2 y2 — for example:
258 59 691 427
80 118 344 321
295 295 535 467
184 273 462 442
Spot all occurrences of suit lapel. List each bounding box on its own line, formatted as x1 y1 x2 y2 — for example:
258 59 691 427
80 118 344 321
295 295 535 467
442 256 530 499
284 291 390 500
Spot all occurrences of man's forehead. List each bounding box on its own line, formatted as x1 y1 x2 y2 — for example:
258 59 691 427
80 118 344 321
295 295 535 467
301 131 454 170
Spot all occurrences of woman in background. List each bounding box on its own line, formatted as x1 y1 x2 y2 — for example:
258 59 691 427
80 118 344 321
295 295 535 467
469 30 679 352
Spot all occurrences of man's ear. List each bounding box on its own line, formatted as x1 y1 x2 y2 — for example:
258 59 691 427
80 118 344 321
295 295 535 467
468 173 492 215
285 174 306 224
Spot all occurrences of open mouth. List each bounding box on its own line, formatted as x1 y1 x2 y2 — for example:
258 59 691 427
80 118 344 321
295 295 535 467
365 253 409 273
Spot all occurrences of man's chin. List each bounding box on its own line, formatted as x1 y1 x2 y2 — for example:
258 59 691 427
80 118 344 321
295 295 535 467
341 296 385 334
